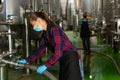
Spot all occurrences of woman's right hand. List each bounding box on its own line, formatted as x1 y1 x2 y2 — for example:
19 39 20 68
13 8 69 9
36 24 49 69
16 59 27 64
15 59 27 69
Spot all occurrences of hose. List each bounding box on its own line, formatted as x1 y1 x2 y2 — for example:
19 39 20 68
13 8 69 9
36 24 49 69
91 50 120 75
0 59 57 80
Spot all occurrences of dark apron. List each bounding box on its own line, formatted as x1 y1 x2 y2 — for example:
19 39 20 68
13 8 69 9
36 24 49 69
59 51 82 80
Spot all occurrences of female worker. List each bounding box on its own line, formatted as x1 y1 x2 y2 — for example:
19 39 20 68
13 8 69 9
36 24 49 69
17 11 81 80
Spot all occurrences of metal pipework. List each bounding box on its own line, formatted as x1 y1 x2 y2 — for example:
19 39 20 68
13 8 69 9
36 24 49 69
0 63 8 80
0 50 17 59
0 32 16 36
0 59 57 80
0 19 14 55
24 17 30 75
0 20 13 56
0 52 57 80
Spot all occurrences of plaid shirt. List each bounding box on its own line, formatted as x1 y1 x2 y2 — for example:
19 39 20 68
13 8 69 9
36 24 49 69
26 25 77 68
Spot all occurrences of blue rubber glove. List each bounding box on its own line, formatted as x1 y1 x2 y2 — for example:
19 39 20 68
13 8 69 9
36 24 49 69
37 65 47 74
15 59 27 70
17 59 27 64
15 66 21 69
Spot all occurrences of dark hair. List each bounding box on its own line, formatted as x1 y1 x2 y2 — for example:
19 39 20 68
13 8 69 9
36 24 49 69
83 12 87 18
30 11 55 25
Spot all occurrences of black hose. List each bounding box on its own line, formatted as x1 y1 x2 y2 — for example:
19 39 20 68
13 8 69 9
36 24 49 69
1 59 57 80
23 64 57 80
91 50 120 75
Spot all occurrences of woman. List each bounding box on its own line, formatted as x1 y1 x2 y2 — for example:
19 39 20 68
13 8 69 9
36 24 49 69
17 11 81 80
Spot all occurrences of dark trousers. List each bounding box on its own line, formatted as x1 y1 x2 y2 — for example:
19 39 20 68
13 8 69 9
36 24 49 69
82 37 90 54
59 51 82 80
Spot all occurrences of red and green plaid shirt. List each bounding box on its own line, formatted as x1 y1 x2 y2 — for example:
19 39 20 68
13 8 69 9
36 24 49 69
26 25 77 68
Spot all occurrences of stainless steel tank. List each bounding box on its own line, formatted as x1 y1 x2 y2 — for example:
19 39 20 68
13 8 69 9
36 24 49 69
81 0 102 17
2 0 20 24
75 0 81 13
0 0 3 12
0 0 8 31
60 0 67 17
118 0 120 17
0 1 8 79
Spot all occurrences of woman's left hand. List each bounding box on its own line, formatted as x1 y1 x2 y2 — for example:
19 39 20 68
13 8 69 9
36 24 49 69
36 65 47 74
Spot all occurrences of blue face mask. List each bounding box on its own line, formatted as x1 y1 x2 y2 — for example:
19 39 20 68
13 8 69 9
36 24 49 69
33 26 43 32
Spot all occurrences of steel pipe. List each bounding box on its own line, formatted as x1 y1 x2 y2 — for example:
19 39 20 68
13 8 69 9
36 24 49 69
0 64 8 80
